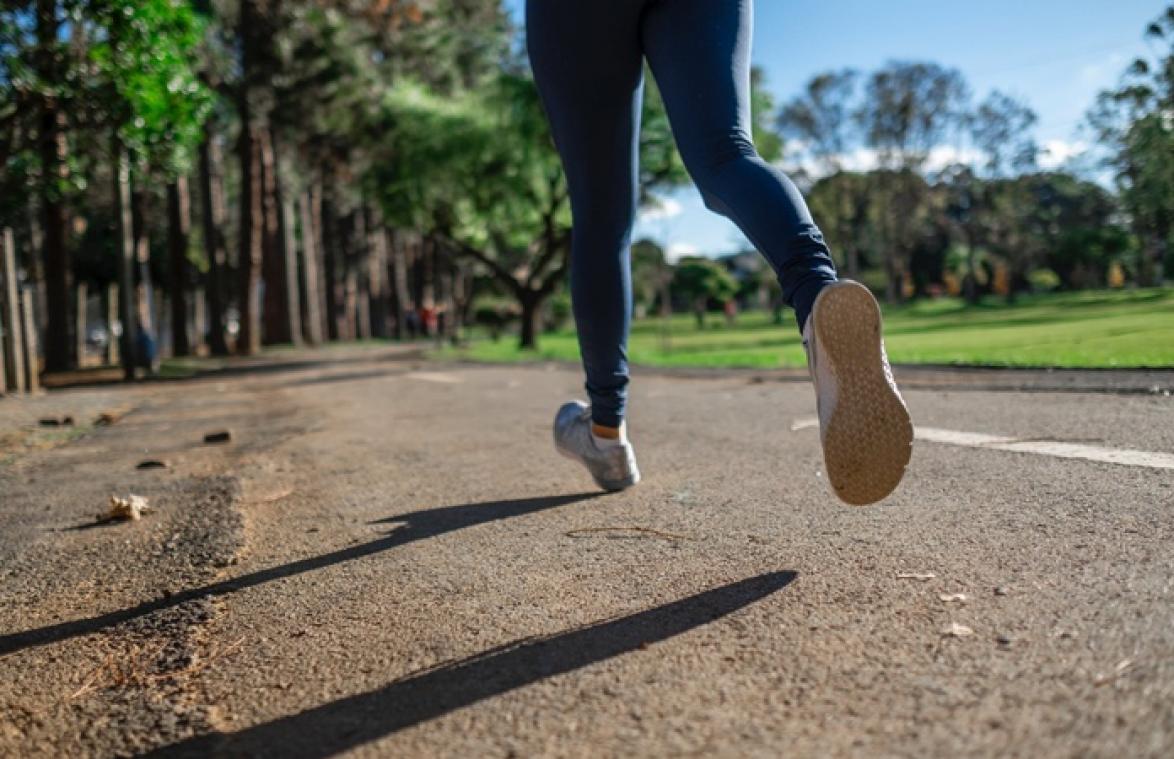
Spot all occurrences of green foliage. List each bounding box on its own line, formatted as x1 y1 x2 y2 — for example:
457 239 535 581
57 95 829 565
87 0 213 176
631 238 669 313
671 256 738 327
1087 5 1174 284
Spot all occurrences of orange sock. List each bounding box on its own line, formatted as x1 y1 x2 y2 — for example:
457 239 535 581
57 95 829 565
591 423 621 440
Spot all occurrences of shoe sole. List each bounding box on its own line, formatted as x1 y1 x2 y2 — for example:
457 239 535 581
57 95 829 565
554 440 641 493
812 281 913 505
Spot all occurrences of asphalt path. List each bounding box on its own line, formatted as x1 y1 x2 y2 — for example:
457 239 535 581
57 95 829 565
1 347 1171 757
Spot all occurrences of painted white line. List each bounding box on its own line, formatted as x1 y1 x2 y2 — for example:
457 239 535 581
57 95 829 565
792 418 1174 470
406 372 463 384
921 427 1174 470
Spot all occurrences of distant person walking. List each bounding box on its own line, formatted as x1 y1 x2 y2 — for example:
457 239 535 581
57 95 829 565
532 0 913 504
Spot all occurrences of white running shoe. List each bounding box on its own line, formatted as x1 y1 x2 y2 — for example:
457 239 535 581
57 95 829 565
803 280 913 505
553 401 641 492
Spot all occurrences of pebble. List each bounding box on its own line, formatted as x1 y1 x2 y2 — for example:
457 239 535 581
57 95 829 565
203 430 233 444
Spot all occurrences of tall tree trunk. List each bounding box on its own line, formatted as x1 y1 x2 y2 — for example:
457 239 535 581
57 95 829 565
518 291 541 350
390 229 410 341
25 204 47 348
281 189 303 346
298 190 325 345
198 136 230 356
236 125 263 355
260 128 291 345
131 187 155 334
1 227 25 392
320 186 340 341
113 142 136 380
104 282 119 365
236 0 263 355
421 236 436 336
37 0 72 372
192 286 206 354
346 209 364 340
167 177 192 357
74 281 87 367
367 215 390 339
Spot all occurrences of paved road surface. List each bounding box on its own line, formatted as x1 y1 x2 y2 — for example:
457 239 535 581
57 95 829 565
1 347 1171 757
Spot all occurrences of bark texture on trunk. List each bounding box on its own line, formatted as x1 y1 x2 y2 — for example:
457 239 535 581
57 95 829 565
281 192 303 346
37 0 71 372
113 145 136 380
198 136 230 356
260 128 291 345
167 177 192 357
390 230 411 341
104 283 119 365
74 281 87 366
237 125 263 355
1 228 25 392
367 220 390 339
131 188 155 334
298 190 325 345
321 187 340 341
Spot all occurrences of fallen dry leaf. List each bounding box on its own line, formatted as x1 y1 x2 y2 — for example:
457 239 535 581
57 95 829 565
942 622 974 638
105 494 152 522
897 572 936 581
1094 659 1136 686
939 593 969 603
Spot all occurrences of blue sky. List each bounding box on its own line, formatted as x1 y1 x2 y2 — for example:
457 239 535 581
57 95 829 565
503 0 1164 258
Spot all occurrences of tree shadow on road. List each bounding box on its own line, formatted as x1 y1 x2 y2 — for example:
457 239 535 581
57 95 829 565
143 571 797 758
0 493 600 656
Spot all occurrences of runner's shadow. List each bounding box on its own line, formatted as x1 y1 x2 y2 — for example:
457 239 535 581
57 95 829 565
0 493 600 657
143 571 797 758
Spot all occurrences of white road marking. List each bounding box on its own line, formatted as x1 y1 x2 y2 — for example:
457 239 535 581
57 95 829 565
406 372 463 384
791 417 1174 471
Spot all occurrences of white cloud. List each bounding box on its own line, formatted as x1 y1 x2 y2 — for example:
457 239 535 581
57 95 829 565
665 242 700 262
788 145 983 178
1038 139 1089 169
638 197 683 222
925 145 984 172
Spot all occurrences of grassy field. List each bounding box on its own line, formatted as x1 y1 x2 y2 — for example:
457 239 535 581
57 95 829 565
443 289 1174 369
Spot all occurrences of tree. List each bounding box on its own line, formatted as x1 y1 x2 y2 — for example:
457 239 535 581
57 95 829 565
670 257 737 329
857 61 969 302
806 170 877 279
969 90 1038 178
778 69 860 175
630 238 670 318
375 66 688 350
1 0 211 373
1088 5 1174 285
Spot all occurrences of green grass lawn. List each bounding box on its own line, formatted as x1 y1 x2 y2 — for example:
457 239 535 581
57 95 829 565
443 288 1174 369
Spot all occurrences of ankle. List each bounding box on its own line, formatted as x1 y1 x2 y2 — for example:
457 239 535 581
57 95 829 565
590 422 627 448
591 423 621 440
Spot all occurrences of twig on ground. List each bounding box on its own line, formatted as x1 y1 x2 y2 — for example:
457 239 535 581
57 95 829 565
565 526 693 541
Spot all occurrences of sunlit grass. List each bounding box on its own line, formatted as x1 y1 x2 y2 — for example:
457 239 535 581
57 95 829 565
442 288 1174 369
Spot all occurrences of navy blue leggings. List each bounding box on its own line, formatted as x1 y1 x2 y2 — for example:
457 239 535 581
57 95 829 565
527 0 838 428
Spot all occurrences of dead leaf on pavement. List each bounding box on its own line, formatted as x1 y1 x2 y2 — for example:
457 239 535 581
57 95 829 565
942 622 974 638
103 494 152 522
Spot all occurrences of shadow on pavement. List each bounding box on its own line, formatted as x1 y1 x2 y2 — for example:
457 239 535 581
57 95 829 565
40 346 427 390
0 493 600 657
144 571 798 758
